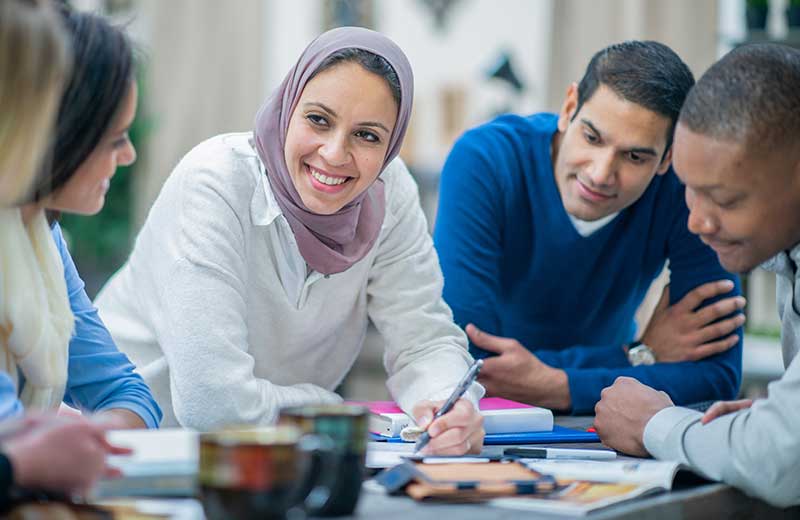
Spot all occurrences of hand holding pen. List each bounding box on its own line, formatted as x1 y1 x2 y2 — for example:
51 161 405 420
412 359 484 454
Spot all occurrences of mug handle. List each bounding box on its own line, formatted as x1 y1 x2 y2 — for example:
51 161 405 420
293 433 341 513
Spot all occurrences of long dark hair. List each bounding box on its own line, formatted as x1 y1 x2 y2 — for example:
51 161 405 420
31 4 133 201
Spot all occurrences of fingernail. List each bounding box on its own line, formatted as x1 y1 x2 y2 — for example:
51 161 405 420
428 424 440 437
736 297 747 308
721 280 734 289
418 416 432 429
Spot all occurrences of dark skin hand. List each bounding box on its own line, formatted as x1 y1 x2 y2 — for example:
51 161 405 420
594 376 673 457
701 399 753 424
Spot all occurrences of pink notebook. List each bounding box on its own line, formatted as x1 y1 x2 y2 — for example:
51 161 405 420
347 398 554 438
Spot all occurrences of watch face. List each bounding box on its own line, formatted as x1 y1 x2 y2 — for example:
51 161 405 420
628 345 656 366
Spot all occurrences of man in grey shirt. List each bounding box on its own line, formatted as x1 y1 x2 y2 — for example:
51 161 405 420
593 43 800 508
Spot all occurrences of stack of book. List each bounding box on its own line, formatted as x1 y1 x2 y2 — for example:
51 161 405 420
352 397 552 438
349 397 598 444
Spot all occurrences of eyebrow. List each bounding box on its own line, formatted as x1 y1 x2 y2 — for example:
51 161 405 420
581 118 658 157
304 102 391 133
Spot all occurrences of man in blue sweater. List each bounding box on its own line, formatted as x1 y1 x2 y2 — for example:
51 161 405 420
434 41 744 414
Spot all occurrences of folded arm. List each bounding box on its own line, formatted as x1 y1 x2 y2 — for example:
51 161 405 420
563 354 740 414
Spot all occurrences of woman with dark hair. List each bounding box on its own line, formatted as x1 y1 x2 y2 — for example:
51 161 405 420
0 0 130 506
97 27 484 455
28 2 135 211
0 6 161 431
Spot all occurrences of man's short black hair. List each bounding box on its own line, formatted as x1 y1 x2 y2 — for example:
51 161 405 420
575 40 695 154
679 43 800 151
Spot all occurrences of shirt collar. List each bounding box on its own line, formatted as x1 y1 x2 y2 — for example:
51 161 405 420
237 135 282 227
568 212 619 237
760 242 800 278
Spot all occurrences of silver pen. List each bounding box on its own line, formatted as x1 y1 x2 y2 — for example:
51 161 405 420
414 359 483 453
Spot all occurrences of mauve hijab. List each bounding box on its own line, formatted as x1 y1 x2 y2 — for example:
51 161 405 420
253 27 414 275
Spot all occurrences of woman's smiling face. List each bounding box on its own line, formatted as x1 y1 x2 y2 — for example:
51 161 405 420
283 61 398 215
43 82 138 215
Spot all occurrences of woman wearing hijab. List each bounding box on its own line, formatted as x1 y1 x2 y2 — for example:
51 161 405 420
97 27 484 454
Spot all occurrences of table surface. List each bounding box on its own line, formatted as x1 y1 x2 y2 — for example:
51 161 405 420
349 415 798 520
10 416 800 519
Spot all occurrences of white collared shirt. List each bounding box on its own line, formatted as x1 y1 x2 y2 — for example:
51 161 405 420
95 133 482 429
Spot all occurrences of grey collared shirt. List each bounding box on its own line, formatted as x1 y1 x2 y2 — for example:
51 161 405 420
643 245 800 508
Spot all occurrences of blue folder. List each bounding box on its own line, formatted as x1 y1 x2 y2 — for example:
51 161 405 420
370 425 599 445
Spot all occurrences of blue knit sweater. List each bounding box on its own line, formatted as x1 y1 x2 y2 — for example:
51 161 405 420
434 113 742 414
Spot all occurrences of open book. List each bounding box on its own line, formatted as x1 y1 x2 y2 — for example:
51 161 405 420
490 459 695 516
349 398 553 438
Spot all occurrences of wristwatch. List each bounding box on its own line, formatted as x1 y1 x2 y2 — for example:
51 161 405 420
626 340 656 366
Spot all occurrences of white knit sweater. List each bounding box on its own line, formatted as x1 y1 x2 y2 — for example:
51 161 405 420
96 133 481 429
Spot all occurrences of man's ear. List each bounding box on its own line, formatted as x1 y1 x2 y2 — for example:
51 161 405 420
557 82 579 133
656 147 673 175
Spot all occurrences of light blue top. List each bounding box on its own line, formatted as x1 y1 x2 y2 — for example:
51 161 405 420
0 223 161 428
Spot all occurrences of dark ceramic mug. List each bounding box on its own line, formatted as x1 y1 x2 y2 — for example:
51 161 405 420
198 426 336 520
279 404 369 516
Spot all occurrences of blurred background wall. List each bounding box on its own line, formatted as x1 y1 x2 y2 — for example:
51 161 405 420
65 0 799 400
